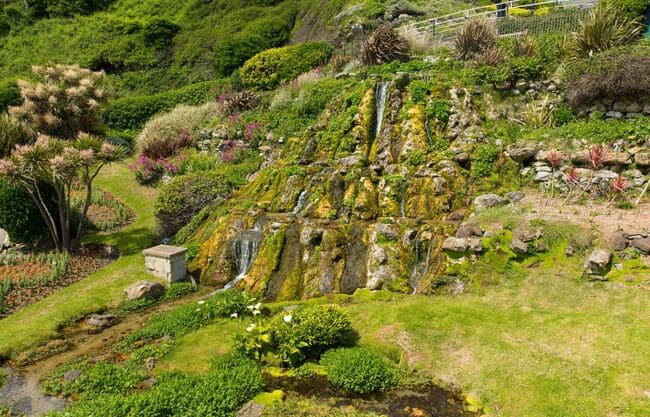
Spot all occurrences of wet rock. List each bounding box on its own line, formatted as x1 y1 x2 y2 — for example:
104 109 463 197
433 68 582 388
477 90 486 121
583 248 612 279
510 238 529 255
442 237 468 253
474 194 507 209
631 237 650 255
124 281 165 301
86 313 118 334
374 224 399 242
237 402 265 417
63 370 82 383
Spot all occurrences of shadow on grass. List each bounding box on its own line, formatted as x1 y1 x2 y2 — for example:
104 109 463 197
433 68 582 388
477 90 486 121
95 227 155 256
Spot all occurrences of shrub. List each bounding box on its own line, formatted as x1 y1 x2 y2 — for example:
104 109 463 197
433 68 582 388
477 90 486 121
454 19 497 61
0 179 46 244
101 81 221 131
0 114 35 157
217 90 260 115
135 102 218 159
553 104 576 126
571 3 643 57
154 171 232 237
471 144 500 180
9 64 106 139
214 12 297 77
143 19 180 49
361 24 411 65
240 42 333 90
271 304 355 361
0 79 21 113
320 347 399 394
566 51 650 107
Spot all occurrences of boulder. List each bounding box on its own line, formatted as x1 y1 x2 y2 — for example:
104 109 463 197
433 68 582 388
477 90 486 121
237 402 265 417
456 225 483 239
0 228 9 248
506 191 524 202
634 152 650 167
467 238 484 254
611 234 629 251
474 194 508 209
534 171 551 182
583 248 612 278
631 237 650 255
510 238 529 255
86 313 117 334
507 147 538 163
63 369 83 383
442 237 468 253
125 281 165 301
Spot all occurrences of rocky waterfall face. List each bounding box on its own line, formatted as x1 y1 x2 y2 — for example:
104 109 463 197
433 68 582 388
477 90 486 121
189 76 471 300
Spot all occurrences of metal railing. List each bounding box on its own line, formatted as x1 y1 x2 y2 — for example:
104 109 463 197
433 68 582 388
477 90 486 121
398 0 596 44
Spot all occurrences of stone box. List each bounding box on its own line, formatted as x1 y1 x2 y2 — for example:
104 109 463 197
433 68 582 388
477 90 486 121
142 245 187 283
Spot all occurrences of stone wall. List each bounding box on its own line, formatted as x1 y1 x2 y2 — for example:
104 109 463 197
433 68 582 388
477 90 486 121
581 100 650 120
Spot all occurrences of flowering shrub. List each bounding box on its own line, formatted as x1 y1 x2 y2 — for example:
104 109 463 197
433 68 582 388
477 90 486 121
236 304 355 367
129 153 186 185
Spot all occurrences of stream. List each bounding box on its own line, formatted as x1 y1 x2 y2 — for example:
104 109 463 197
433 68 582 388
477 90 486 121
0 368 64 416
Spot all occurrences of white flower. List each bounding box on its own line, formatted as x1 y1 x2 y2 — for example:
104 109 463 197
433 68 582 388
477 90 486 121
254 302 262 310
246 324 256 332
284 314 292 323
247 305 255 310
253 310 261 316
198 300 205 305
230 313 238 318
195 308 201 312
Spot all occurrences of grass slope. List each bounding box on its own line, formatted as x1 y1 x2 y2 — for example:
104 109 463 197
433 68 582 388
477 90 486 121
156 249 650 417
0 162 160 358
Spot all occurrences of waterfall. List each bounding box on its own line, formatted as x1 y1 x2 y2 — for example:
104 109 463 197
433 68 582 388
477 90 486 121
223 230 262 290
410 238 432 294
293 189 308 215
399 186 407 218
374 81 390 138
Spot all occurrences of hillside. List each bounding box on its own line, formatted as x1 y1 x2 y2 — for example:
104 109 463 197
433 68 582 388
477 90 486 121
0 1 650 417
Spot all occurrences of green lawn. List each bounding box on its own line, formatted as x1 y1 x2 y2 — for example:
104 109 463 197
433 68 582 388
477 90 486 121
0 162 161 359
155 251 650 417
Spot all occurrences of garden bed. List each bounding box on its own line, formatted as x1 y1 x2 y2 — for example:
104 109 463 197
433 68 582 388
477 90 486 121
72 190 134 232
0 246 116 317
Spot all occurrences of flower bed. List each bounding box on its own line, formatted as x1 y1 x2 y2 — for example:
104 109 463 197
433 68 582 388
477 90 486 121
0 246 114 316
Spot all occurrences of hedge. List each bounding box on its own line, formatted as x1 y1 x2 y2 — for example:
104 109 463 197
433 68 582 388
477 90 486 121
101 80 225 131
240 42 333 90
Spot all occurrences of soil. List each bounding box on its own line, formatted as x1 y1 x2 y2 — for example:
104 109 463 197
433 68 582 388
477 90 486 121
522 190 650 246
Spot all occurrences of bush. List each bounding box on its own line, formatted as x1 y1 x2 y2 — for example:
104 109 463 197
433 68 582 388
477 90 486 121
154 171 232 237
240 42 333 90
134 102 218 159
0 114 34 157
566 51 650 107
361 24 411 65
0 179 46 244
320 347 399 394
214 12 297 77
0 79 21 113
272 305 355 361
571 3 643 57
454 18 497 61
217 90 260 115
143 19 179 49
101 81 222 131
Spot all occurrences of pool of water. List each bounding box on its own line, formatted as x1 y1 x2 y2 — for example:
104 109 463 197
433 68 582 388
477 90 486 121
0 367 64 416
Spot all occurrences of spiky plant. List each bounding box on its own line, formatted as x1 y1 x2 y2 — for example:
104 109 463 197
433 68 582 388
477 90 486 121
513 34 537 57
361 24 411 65
472 46 505 66
572 3 642 57
454 18 498 61
217 90 260 116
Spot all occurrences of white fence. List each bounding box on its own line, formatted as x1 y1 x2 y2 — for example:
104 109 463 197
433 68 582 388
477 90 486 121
398 0 596 44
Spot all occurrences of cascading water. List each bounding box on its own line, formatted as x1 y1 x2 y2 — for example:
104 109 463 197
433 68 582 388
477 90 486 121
223 230 262 290
293 189 308 215
374 81 390 138
410 238 432 294
399 186 407 218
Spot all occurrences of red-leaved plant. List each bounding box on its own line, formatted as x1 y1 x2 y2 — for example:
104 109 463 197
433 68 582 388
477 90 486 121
610 175 627 194
588 144 605 170
546 150 564 170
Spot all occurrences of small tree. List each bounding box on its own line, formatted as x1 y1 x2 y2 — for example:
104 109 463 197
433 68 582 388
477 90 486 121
8 64 106 139
0 134 123 252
